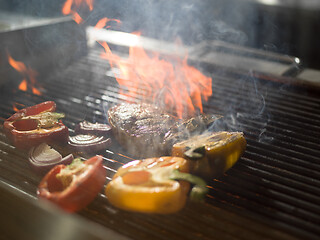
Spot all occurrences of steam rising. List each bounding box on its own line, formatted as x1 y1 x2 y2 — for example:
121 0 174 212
2 0 274 143
90 0 249 46
206 71 273 143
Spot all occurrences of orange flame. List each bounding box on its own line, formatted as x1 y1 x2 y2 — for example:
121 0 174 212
96 25 212 118
62 0 212 118
18 79 28 91
8 55 27 72
7 54 42 95
62 0 94 24
94 17 122 69
12 103 25 112
12 104 19 112
117 47 212 118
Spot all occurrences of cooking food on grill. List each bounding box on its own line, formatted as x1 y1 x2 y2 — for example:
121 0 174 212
29 143 74 173
105 156 208 214
68 134 111 153
37 155 106 213
108 103 219 158
75 120 112 136
3 101 69 149
172 131 246 179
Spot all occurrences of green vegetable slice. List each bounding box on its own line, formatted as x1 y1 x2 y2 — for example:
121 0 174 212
170 169 208 201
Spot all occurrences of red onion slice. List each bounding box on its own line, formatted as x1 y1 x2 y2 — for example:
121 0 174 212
74 121 111 136
68 134 111 153
29 143 74 173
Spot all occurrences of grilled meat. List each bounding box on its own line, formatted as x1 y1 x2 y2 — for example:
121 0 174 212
108 103 220 158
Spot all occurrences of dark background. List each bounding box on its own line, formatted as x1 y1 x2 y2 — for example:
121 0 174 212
1 0 320 69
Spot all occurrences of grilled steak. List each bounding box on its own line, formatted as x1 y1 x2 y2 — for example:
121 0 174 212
108 103 220 158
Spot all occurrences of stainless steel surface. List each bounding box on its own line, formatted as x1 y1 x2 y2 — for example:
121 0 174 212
189 40 300 77
87 28 302 79
0 179 131 240
0 16 87 87
0 11 72 33
297 68 320 87
239 0 320 10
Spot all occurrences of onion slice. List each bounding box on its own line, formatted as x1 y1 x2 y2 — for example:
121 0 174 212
75 121 111 136
29 143 74 173
68 134 111 153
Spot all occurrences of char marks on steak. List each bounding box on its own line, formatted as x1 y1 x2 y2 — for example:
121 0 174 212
108 103 220 158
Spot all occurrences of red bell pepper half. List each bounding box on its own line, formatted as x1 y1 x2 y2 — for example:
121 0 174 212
3 101 69 149
37 155 106 213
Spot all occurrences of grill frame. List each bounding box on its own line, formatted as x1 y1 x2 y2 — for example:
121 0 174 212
1 41 320 240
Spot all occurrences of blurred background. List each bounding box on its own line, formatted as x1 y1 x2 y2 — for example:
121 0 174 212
0 0 319 69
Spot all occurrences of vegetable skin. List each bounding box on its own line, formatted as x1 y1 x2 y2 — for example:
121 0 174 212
172 131 246 179
105 157 191 214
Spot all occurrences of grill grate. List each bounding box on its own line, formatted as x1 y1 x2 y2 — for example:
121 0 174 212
1 47 320 239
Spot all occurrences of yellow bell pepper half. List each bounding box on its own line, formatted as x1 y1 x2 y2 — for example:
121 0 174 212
172 131 246 180
105 157 191 214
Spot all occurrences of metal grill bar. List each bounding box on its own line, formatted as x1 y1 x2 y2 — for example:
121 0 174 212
1 45 320 240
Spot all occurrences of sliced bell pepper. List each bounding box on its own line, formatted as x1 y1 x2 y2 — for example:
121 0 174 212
3 101 69 149
105 156 208 214
37 155 106 213
172 131 247 179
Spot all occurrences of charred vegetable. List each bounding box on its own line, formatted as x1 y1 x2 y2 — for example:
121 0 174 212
105 157 208 214
3 101 69 149
37 156 106 213
29 143 74 173
75 121 112 136
172 131 246 179
68 134 111 153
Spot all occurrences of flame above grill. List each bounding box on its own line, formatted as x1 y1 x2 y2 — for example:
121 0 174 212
62 0 213 118
7 53 42 96
112 46 212 119
62 0 94 24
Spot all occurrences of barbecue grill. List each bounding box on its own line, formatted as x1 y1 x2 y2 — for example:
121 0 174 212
1 15 320 240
